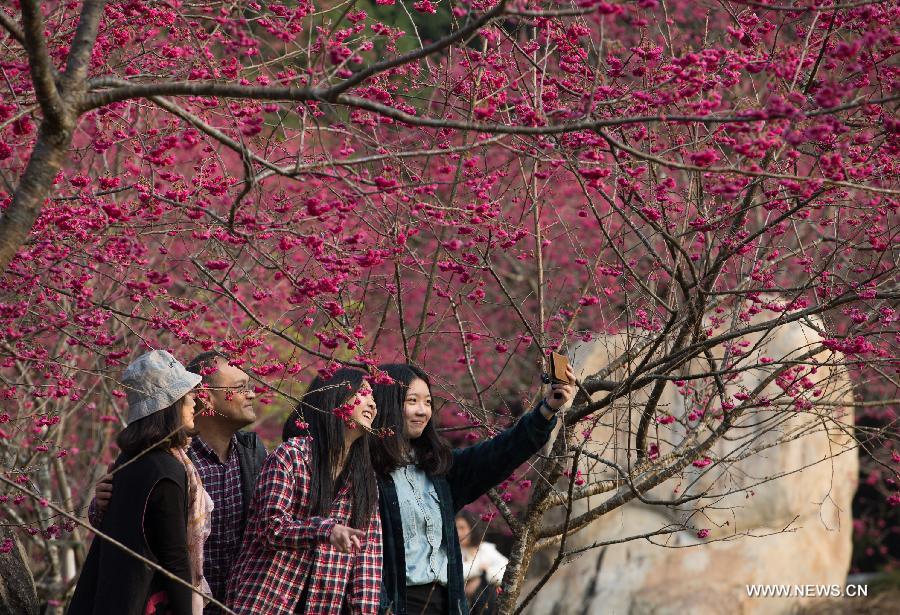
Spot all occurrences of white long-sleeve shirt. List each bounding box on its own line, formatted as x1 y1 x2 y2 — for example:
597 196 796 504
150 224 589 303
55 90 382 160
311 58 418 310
461 541 508 584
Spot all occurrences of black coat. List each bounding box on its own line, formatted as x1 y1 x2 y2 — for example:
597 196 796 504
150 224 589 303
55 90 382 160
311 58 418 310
231 430 268 525
377 406 557 615
67 450 191 615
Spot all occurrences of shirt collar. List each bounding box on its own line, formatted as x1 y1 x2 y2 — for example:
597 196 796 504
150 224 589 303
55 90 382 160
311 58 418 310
190 434 239 464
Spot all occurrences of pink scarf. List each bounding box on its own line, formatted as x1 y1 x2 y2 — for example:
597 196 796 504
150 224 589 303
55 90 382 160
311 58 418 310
171 446 214 615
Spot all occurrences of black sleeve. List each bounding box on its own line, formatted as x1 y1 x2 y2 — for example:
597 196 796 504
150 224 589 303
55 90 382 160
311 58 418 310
144 478 193 615
448 406 557 509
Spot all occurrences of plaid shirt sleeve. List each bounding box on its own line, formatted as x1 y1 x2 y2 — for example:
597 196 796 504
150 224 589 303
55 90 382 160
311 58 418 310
256 443 338 550
346 507 383 614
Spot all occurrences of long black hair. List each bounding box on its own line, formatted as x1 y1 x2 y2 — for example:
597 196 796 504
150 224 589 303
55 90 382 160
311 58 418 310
371 363 453 476
282 367 377 530
116 402 190 457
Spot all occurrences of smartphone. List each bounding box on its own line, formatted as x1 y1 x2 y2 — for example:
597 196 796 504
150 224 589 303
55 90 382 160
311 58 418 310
549 351 571 384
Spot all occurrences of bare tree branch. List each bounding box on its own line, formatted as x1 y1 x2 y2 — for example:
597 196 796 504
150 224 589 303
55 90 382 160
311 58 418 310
0 8 25 46
327 0 510 96
19 0 65 126
60 0 107 94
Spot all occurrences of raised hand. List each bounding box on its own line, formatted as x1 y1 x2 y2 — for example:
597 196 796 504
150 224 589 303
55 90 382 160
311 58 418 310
544 365 577 412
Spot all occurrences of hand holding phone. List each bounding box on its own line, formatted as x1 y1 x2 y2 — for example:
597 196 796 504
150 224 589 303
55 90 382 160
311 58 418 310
542 352 576 413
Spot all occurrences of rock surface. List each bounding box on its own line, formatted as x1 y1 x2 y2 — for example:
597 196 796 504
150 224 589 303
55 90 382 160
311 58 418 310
526 311 858 615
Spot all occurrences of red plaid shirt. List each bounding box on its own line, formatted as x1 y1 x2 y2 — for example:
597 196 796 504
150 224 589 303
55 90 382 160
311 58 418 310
227 437 382 615
188 436 245 614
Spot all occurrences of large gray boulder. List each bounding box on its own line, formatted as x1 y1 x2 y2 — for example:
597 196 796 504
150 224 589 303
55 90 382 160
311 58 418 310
527 310 858 614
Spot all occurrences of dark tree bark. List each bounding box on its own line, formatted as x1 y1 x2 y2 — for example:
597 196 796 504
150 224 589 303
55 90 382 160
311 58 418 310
0 527 38 615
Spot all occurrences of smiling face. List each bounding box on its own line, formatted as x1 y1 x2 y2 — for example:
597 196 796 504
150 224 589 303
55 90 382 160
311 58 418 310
402 378 432 439
350 386 377 430
205 357 257 426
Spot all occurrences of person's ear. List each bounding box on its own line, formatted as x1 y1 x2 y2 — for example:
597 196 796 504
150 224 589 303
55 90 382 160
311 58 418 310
195 390 213 417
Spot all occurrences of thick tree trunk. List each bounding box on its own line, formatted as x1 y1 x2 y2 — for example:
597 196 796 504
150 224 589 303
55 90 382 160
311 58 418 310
0 527 38 615
0 122 73 274
0 0 102 274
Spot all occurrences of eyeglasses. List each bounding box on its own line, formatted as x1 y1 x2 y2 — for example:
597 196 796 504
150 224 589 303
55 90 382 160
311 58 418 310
203 385 255 396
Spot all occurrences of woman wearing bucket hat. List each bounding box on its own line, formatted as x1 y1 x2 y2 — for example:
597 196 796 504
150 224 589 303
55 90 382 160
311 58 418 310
68 350 213 615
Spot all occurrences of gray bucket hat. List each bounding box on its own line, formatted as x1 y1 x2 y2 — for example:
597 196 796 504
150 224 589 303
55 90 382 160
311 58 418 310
122 350 202 425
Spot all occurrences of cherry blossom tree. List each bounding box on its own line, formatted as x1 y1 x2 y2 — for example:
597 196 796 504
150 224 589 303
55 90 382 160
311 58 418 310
0 0 897 612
